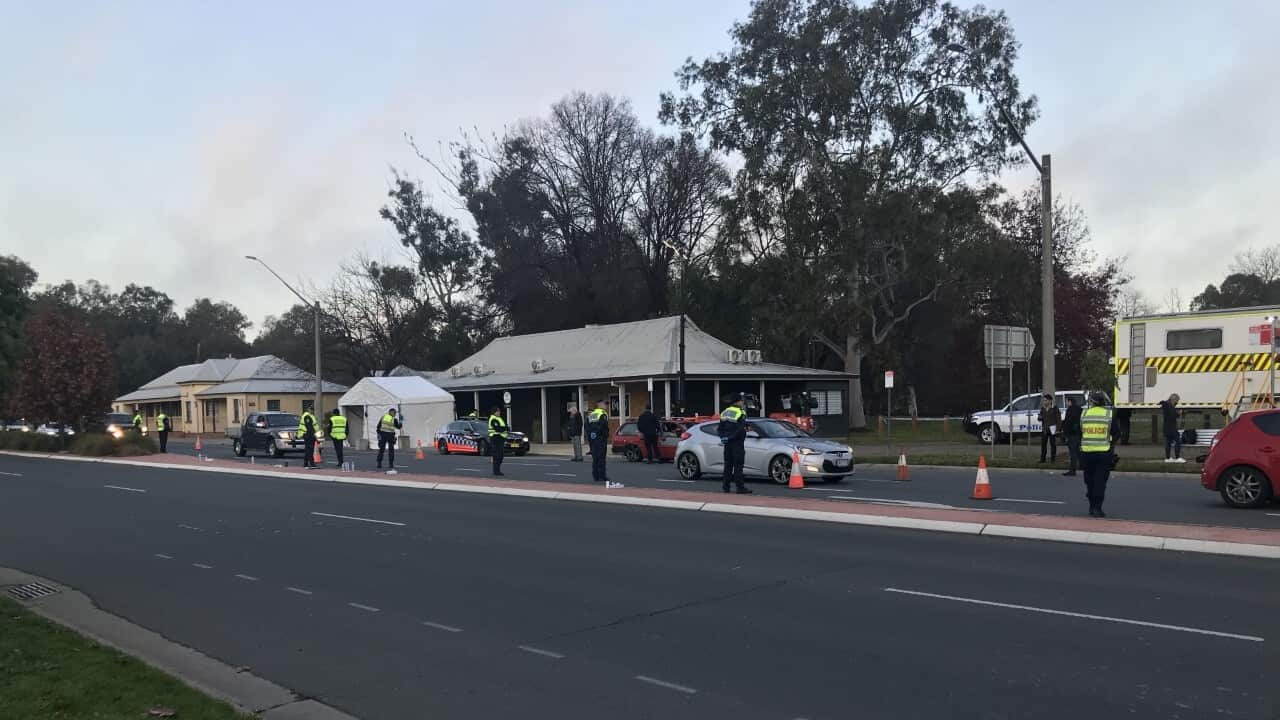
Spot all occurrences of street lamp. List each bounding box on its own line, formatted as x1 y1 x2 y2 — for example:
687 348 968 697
245 256 324 417
947 43 1056 398
660 239 691 414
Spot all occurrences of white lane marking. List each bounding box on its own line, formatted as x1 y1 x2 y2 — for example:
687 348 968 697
192 563 213 569
657 478 695 484
546 473 577 477
505 461 558 466
993 498 1066 505
422 621 463 633
0 471 23 477
177 523 203 532
518 645 565 659
634 675 698 694
348 602 381 613
805 487 852 492
154 554 173 560
884 588 1265 643
104 484 147 493
234 574 259 581
1266 513 1280 517
286 587 313 596
310 511 406 527
454 468 482 473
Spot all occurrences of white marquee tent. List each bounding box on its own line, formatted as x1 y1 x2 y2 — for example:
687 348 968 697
337 376 455 450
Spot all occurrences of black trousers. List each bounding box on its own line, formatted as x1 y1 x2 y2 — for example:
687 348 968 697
491 435 505 474
1164 431 1182 459
158 431 168 453
1081 452 1113 508
1040 431 1057 461
643 433 660 462
331 438 345 465
589 437 607 480
1065 434 1082 473
377 433 396 467
722 442 746 490
303 437 316 467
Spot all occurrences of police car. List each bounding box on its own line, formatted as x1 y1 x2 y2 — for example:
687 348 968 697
435 418 530 456
963 390 1092 444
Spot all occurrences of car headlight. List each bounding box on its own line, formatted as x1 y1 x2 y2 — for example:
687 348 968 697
278 431 292 439
796 446 822 455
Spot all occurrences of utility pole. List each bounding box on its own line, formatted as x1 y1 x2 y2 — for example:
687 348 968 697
1040 154 1055 397
678 313 686 414
246 256 324 417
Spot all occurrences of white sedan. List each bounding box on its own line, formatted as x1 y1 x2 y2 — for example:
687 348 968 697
675 419 855 484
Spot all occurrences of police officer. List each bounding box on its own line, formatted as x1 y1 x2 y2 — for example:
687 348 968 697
299 407 319 469
488 405 508 476
587 400 610 482
132 411 144 436
326 408 347 467
376 407 402 472
156 410 170 452
1080 392 1115 517
718 394 752 494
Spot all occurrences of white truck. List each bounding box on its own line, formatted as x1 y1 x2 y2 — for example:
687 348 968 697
964 390 1090 444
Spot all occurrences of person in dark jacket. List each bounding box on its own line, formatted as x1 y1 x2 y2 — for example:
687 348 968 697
1037 394 1061 463
637 405 660 463
1160 394 1184 463
718 394 752 494
586 401 610 482
567 406 584 462
1061 397 1083 476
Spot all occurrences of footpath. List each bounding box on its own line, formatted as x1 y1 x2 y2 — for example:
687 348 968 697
6 450 1277 560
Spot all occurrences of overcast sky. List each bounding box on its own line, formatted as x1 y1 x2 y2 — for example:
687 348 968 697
3 0 1277 333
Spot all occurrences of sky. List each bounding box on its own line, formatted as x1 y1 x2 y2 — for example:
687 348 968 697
2 0 1277 333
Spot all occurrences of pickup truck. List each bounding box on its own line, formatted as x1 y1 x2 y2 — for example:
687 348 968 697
227 411 312 458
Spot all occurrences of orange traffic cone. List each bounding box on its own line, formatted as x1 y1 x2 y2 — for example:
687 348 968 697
896 451 910 481
788 451 805 489
312 441 322 466
972 455 993 499
415 440 426 461
193 435 203 452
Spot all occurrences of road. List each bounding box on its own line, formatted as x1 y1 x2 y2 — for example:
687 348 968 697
162 438 1280 531
1 454 1276 719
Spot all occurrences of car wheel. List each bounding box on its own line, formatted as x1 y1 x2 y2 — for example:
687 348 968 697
769 455 792 485
515 448 528 456
978 423 1001 444
269 439 284 459
233 439 245 457
1218 465 1273 508
677 452 701 480
477 439 490 457
624 446 642 462
437 440 449 455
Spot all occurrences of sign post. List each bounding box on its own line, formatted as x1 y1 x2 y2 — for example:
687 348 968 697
984 326 1036 458
884 371 895 449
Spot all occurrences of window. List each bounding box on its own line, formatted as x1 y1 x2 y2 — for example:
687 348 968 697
700 424 721 437
233 399 241 423
1010 395 1041 412
1166 328 1222 351
267 399 281 412
1251 413 1280 436
618 423 638 435
808 390 843 416
185 401 191 419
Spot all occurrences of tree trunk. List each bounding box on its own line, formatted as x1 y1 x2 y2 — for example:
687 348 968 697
845 333 867 430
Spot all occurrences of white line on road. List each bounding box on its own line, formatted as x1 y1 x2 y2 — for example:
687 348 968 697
0 471 23 477
154 554 173 560
454 468 481 473
993 498 1066 505
805 487 852 492
546 473 577 477
422 621 463 633
234 574 259 581
657 479 695 484
104 484 146 493
192 563 213 569
1267 513 1280 517
348 602 381 613
286 587 313 596
177 523 203 532
634 675 698 694
310 511 406 527
517 645 565 659
884 588 1264 642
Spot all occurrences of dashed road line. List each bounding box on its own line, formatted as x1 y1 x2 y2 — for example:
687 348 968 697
234 574 259 581
805 487 851 492
348 602 381 613
634 675 697 694
177 523 203 532
546 473 577 477
993 498 1066 505
192 563 213 569
104 484 147 493
454 468 481 473
884 588 1265 642
517 645 565 659
422 621 463 633
0 470 24 477
286 587 313 596
154 553 173 560
310 511 406 527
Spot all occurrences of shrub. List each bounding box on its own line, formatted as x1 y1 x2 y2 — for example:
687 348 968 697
0 431 63 452
68 433 158 457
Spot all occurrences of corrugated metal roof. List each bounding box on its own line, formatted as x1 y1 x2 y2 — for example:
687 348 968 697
432 316 852 390
115 355 348 403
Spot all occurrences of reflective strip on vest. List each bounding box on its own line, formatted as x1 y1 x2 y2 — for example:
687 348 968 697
329 416 347 440
1080 407 1113 453
588 410 606 423
720 406 744 422
488 415 507 437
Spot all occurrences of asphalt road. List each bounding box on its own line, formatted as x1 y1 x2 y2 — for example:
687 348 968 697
161 438 1280 531
1 454 1277 719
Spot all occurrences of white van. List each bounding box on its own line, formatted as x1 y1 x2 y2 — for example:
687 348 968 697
964 390 1091 444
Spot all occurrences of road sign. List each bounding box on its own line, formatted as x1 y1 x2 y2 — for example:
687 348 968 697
502 391 512 405
884 371 895 388
983 325 1035 369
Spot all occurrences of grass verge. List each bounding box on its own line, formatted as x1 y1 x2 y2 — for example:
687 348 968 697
856 453 1203 474
0 595 248 719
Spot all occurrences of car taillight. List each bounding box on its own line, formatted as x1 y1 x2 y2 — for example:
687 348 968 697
680 431 691 440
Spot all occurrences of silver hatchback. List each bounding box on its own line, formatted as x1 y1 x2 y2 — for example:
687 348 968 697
675 419 855 484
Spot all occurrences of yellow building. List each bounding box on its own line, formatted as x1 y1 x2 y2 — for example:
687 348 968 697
113 356 346 435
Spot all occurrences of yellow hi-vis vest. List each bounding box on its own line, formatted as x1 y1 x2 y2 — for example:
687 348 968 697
156 413 168 432
1080 406 1113 453
328 414 347 441
378 413 398 434
488 413 508 438
298 411 317 439
720 406 745 422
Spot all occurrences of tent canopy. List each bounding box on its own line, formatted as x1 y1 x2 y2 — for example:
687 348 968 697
337 376 455 448
337 376 453 409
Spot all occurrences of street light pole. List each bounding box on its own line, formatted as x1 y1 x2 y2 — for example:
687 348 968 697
245 256 323 417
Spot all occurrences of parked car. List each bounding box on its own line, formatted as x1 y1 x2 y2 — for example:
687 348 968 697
675 418 854 484
964 390 1098 444
35 423 75 437
612 418 698 462
103 413 135 438
228 412 309 458
3 419 32 432
1200 409 1279 508
436 418 530 456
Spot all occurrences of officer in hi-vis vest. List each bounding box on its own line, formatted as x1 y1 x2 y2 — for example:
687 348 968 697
1079 392 1115 517
488 405 508 476
326 408 347 467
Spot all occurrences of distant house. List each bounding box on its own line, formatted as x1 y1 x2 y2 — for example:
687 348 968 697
113 356 347 434
390 315 854 440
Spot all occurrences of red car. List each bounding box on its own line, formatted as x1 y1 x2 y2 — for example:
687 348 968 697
1201 409 1280 508
612 417 709 462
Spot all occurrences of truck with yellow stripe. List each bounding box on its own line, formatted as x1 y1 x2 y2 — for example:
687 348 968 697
1115 306 1279 413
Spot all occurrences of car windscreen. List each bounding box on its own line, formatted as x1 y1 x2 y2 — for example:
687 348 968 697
265 414 299 427
618 423 638 435
752 420 810 438
105 414 132 425
466 421 488 434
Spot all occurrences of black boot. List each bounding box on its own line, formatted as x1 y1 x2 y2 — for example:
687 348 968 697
736 486 753 495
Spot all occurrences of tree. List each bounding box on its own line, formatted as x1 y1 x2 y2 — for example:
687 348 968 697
9 310 116 428
252 304 356 385
1230 246 1280 285
324 259 437 376
1077 349 1114 398
1191 273 1280 311
0 256 38 403
179 298 251 360
1116 289 1154 319
662 0 1037 428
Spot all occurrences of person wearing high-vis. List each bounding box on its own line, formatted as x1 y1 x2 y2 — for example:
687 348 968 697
376 408 402 471
718 394 753 495
587 401 610 482
132 412 144 436
298 409 319 469
488 406 508 476
326 408 347 467
156 411 171 452
1079 392 1115 517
